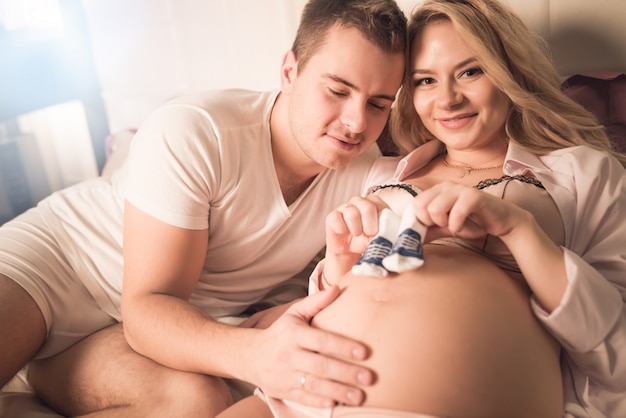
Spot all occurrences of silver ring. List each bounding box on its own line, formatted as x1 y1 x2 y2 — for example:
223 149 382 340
300 374 307 390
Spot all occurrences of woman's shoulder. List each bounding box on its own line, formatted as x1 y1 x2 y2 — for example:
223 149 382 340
531 145 624 177
510 144 624 208
372 155 403 173
364 155 403 191
542 146 625 210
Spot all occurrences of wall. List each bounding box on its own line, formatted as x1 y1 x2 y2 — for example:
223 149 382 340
0 0 624 223
81 0 626 135
0 0 105 222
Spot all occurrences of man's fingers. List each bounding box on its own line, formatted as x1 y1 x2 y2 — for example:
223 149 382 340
287 290 370 361
294 370 366 407
286 286 341 321
288 318 375 404
279 289 375 407
298 344 374 384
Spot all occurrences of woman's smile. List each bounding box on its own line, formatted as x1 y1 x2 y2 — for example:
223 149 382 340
437 113 476 129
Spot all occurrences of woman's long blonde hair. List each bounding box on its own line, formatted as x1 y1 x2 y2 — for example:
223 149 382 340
390 0 626 166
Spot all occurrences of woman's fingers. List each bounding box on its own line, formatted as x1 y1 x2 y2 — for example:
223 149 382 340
326 196 387 255
413 182 459 227
414 182 521 239
338 196 381 237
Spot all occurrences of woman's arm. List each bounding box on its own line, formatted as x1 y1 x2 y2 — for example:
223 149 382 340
413 174 626 391
535 155 626 391
412 182 568 309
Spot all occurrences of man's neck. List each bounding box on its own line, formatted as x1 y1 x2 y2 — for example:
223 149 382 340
270 94 323 205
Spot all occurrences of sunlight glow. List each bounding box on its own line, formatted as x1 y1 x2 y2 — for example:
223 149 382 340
0 0 63 32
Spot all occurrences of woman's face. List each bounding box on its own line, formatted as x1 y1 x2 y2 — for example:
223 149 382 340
409 20 511 153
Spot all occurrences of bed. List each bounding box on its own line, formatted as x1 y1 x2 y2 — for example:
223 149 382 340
1 0 625 416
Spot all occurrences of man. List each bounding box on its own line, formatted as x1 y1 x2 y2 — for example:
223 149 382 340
0 0 406 416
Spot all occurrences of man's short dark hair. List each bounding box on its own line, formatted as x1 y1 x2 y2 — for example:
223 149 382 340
292 0 407 71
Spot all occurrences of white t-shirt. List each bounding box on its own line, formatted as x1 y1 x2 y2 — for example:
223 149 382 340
39 89 380 320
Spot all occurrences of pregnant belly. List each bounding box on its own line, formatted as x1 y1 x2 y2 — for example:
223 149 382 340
312 245 563 418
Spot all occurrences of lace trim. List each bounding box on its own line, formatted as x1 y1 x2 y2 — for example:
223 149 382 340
475 175 544 190
369 176 543 197
370 183 419 197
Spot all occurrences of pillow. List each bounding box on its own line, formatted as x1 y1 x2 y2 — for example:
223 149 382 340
101 129 135 177
562 72 626 153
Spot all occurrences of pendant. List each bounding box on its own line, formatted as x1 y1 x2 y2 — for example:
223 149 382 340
460 167 471 178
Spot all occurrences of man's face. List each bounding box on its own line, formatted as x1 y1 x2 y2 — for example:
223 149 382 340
282 25 404 170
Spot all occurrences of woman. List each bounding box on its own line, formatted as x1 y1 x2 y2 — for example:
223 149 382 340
218 0 626 417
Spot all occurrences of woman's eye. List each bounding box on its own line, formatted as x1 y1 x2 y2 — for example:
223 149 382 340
413 77 434 87
461 67 484 78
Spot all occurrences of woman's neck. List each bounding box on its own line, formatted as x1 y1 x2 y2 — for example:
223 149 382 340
443 147 506 169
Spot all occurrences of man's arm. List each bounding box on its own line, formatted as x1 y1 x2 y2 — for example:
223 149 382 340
120 201 374 407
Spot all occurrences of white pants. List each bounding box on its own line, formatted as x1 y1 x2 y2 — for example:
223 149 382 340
0 208 117 359
255 389 443 418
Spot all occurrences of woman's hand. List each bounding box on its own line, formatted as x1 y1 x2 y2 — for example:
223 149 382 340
414 182 567 311
325 195 389 256
413 181 529 242
322 196 389 285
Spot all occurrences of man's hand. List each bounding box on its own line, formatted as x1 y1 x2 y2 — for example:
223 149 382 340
247 286 373 408
239 301 295 329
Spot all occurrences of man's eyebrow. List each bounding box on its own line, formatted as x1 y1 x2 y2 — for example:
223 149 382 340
323 73 397 102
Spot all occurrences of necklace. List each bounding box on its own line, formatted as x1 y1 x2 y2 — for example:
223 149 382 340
441 153 504 178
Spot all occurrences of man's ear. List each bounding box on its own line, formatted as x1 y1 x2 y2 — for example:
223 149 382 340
279 50 298 93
